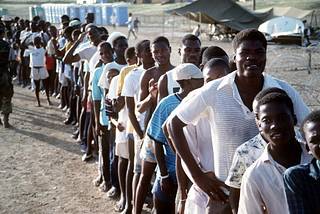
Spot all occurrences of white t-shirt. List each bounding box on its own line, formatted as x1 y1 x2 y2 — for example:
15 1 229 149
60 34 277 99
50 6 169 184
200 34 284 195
25 47 46 67
77 44 97 63
174 71 309 181
46 39 56 56
238 143 312 214
121 66 146 132
109 75 129 144
98 61 127 90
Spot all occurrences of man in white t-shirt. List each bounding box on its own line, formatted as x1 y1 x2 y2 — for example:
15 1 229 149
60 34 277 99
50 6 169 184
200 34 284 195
121 40 155 213
126 13 137 40
167 29 309 210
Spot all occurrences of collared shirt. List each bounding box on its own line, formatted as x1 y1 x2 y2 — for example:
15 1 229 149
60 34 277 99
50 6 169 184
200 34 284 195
284 158 320 214
226 130 304 189
174 71 309 180
238 143 312 214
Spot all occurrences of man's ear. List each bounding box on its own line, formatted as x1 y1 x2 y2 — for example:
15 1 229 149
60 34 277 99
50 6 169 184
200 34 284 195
233 54 236 61
256 115 263 132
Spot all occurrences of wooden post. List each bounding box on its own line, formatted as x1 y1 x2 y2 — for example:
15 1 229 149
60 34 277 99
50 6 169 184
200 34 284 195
253 0 256 11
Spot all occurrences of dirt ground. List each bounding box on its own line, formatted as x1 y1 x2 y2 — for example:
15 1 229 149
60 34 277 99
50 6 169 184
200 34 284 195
1 25 320 214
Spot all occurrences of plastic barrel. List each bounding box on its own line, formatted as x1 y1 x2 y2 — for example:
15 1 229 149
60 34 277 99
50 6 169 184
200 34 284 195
68 5 79 20
101 4 113 25
79 6 87 23
94 5 102 26
113 3 128 26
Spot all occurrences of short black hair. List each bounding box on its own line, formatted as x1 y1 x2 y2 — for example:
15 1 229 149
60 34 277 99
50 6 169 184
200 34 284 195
61 14 70 21
152 36 170 47
113 36 127 47
98 26 108 36
135 40 150 55
125 47 136 60
253 88 288 113
98 41 112 50
301 110 320 133
203 58 229 72
255 91 296 124
232 28 267 52
202 46 228 65
182 34 201 46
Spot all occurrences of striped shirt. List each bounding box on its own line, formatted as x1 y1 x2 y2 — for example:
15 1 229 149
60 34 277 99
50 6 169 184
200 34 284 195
174 71 309 181
147 93 182 176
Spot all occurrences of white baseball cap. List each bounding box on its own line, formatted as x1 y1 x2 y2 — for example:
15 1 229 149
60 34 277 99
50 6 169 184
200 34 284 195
107 32 126 48
172 63 203 81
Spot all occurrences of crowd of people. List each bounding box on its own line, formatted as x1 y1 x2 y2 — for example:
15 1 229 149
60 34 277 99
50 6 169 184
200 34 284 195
0 12 320 214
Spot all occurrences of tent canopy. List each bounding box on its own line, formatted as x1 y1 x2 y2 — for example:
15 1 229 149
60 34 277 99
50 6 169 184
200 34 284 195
166 0 314 31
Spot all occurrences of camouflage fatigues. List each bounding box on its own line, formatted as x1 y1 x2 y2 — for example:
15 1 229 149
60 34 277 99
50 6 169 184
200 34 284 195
0 39 13 114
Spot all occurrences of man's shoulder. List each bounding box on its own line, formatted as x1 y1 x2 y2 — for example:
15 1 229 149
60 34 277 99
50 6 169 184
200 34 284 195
236 135 265 155
284 162 310 180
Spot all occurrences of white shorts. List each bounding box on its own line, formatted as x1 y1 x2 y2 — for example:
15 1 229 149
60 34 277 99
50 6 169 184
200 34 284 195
31 67 49 80
115 142 129 159
133 134 143 174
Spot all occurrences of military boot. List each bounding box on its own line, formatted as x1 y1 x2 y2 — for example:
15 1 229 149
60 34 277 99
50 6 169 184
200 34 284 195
3 113 10 128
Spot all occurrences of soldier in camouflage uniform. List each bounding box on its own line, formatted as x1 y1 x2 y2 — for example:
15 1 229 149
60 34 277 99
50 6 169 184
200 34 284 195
0 25 13 128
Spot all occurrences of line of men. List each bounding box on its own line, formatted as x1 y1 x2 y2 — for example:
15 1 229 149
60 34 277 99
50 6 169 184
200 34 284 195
1 13 320 214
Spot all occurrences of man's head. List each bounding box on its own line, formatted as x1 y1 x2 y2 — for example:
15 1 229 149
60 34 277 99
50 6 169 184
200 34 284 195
33 36 42 48
136 40 154 66
125 47 137 65
61 14 70 28
203 58 230 83
85 13 95 24
301 110 320 160
30 21 38 32
129 13 132 17
113 36 128 59
200 46 229 70
179 34 201 66
255 91 296 145
86 25 101 45
233 29 267 79
63 26 75 41
151 36 171 66
172 63 204 92
98 41 113 64
49 26 58 38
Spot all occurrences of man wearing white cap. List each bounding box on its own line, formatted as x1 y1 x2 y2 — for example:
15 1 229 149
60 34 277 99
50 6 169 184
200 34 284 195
146 63 203 213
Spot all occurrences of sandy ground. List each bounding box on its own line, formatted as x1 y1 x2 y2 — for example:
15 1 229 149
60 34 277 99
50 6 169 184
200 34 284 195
1 25 320 214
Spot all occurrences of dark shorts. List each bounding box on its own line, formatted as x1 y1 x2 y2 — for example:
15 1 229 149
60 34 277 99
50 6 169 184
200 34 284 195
152 174 177 203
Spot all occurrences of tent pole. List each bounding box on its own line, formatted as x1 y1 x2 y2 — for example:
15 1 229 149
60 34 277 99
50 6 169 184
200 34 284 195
253 0 256 11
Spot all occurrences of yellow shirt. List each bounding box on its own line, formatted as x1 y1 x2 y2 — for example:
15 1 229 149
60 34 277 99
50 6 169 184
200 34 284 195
117 64 137 134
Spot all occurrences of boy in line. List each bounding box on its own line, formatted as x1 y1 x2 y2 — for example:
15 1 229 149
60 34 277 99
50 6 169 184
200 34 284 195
284 110 320 213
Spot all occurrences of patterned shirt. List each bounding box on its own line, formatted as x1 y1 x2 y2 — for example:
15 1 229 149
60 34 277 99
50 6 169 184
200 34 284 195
284 158 320 214
225 134 267 188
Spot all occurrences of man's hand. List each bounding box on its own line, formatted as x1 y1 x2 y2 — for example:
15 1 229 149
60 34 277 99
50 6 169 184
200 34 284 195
160 176 176 197
148 78 158 99
117 122 125 132
96 123 106 136
194 171 229 203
